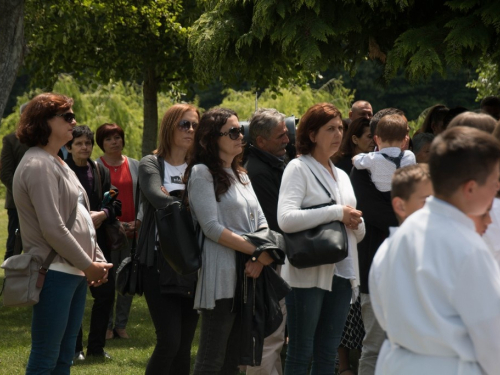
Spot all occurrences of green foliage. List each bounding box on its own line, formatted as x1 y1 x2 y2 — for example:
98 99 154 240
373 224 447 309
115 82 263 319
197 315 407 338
0 75 187 160
466 58 500 100
220 78 354 120
190 0 500 89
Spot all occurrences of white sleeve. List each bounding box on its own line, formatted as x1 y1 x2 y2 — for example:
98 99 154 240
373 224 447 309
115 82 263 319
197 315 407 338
278 160 343 233
453 248 500 375
353 152 374 170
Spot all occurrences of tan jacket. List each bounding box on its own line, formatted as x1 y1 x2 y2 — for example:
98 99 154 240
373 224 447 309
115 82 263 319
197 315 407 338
13 147 105 270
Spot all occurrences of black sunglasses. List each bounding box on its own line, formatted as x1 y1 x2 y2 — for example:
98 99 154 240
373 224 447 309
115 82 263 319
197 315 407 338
219 126 244 140
178 120 198 132
55 112 76 123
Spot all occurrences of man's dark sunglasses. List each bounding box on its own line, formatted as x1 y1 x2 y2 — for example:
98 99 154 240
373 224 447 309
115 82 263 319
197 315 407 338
219 126 244 140
178 120 198 132
55 112 76 123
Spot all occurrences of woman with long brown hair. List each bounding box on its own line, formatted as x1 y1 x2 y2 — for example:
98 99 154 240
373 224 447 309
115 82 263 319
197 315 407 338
185 108 273 374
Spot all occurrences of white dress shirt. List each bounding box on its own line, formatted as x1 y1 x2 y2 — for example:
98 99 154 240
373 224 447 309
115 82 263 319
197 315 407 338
369 197 500 375
353 147 415 192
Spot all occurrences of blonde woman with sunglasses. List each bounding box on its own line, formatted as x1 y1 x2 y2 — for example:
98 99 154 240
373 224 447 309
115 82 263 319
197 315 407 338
137 104 201 375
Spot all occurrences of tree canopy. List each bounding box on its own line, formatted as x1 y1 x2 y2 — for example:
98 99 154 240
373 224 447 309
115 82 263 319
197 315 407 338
24 0 199 155
189 0 500 88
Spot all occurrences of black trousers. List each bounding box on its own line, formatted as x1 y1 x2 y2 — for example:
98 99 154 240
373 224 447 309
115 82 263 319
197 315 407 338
193 298 241 375
4 208 19 260
143 265 199 375
75 268 115 354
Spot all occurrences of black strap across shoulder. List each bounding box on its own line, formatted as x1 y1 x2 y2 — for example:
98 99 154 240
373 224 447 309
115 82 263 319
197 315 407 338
298 159 337 205
380 151 404 169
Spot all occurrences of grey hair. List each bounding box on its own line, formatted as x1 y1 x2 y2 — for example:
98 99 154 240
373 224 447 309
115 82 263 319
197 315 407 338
412 132 435 154
249 108 286 144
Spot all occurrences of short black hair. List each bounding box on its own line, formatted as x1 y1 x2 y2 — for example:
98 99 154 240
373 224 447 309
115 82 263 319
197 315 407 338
66 125 94 149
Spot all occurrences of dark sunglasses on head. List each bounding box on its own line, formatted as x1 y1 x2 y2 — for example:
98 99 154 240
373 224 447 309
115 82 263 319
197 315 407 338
55 112 76 123
219 126 244 140
178 120 198 132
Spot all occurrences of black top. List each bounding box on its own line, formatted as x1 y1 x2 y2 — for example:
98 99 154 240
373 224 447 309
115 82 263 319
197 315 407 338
65 156 121 259
244 145 286 234
334 154 353 176
350 167 398 294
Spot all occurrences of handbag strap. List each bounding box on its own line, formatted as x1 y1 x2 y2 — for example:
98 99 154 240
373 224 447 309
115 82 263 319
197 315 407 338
155 155 206 250
130 178 140 258
299 158 337 204
94 161 104 201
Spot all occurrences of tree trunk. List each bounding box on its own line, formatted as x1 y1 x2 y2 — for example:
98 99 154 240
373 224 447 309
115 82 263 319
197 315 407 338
0 0 25 121
142 65 159 157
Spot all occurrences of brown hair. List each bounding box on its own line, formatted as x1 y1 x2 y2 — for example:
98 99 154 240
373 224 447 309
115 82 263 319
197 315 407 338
184 108 246 202
95 123 125 152
333 117 370 162
296 103 342 155
391 164 430 201
429 126 500 196
17 93 73 147
156 104 200 159
447 112 496 134
420 104 449 134
375 114 408 142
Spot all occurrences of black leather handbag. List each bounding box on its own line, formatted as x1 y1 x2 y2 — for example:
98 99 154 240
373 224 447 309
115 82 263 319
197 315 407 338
283 161 348 269
155 199 202 276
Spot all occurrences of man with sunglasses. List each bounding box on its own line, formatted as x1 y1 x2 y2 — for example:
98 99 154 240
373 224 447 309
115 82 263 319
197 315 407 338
245 108 290 375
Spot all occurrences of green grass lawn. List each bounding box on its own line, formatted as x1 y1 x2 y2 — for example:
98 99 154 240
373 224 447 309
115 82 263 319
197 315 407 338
0 200 201 374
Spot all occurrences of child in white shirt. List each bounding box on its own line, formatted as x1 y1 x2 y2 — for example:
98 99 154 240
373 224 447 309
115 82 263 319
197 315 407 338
353 114 415 192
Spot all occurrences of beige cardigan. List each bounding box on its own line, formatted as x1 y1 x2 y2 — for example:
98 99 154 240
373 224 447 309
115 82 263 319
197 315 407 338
13 147 105 271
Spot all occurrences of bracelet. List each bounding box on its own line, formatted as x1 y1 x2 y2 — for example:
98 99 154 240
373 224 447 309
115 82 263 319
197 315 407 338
251 246 265 262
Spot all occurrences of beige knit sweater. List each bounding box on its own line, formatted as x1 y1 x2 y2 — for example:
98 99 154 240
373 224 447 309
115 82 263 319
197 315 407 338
13 147 105 271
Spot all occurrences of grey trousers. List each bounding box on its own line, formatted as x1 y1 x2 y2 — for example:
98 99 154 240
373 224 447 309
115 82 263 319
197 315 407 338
358 293 386 375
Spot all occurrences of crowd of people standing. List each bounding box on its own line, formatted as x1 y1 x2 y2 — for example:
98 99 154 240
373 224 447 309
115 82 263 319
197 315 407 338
3 92 500 375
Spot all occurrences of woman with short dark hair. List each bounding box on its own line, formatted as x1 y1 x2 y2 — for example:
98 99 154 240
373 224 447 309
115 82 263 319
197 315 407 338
14 93 112 373
65 125 121 359
95 122 141 339
277 103 365 374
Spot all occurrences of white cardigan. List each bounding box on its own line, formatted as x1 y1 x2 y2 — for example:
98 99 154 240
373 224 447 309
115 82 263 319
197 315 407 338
278 154 365 292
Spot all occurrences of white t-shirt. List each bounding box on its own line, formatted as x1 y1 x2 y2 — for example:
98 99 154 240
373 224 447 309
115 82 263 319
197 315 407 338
163 161 187 193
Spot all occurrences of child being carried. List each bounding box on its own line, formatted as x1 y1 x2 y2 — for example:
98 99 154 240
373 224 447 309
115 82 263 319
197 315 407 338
352 114 416 193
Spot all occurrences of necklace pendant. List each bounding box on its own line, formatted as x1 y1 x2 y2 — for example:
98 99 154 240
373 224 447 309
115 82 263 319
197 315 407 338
250 212 254 220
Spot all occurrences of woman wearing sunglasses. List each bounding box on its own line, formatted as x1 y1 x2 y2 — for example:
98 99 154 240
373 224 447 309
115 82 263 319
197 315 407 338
13 93 112 373
184 108 273 374
137 104 200 375
95 122 142 340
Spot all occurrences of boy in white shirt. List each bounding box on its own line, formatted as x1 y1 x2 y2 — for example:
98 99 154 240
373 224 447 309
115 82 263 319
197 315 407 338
369 126 500 375
353 114 415 193
358 164 433 375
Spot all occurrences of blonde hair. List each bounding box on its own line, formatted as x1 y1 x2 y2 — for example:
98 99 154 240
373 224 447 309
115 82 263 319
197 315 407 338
155 104 200 159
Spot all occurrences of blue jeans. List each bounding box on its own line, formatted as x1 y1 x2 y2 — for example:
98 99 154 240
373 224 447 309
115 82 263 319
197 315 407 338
26 270 87 375
284 276 352 375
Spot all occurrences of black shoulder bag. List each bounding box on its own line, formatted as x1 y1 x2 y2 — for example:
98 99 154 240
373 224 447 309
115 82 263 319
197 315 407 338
154 156 203 275
283 161 348 269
